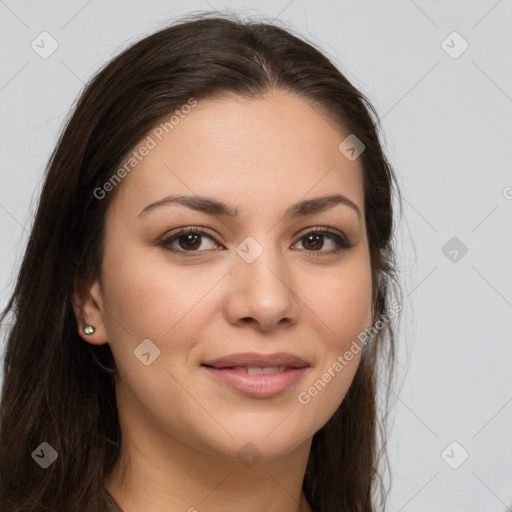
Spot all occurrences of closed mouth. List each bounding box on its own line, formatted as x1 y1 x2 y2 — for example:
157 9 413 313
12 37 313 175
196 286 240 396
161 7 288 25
201 365 298 374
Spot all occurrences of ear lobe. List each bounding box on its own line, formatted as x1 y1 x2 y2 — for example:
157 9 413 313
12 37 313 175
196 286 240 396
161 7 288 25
72 278 108 346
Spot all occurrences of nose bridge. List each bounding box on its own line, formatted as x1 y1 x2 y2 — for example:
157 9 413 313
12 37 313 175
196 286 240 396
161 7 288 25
225 233 299 330
235 233 290 294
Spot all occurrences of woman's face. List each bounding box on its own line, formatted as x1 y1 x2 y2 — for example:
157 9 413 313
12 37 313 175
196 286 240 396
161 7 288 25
86 90 373 462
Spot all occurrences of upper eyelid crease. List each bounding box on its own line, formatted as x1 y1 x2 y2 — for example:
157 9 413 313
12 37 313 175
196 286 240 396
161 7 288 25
137 194 361 222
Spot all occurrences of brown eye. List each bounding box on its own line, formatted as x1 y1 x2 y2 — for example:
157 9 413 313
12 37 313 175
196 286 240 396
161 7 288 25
158 226 354 258
176 233 203 251
301 233 327 251
293 228 353 255
159 228 220 255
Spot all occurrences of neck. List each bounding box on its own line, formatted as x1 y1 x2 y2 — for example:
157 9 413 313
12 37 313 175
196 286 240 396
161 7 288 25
105 430 313 512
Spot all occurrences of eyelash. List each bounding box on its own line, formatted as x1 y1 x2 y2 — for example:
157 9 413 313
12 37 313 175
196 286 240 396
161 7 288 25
158 226 354 257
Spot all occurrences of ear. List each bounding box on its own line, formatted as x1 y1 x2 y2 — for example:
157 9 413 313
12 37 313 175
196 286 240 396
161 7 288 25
72 278 108 346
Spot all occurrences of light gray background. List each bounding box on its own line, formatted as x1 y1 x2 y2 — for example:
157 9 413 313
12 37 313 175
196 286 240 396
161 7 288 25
1 1 511 511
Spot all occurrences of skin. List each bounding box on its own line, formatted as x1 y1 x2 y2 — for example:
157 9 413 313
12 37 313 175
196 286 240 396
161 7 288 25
74 90 374 512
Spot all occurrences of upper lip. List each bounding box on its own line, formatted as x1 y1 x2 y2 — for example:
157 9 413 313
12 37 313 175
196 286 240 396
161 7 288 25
201 352 310 369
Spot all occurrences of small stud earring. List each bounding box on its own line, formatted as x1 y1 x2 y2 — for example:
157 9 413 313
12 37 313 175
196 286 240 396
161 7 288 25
83 325 95 335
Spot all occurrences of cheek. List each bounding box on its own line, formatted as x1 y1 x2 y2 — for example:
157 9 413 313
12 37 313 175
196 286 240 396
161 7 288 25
303 255 373 348
100 246 211 338
99 245 230 379
294 254 372 420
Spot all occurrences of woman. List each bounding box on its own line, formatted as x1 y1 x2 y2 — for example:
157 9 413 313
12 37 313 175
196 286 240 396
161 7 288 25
0 11 402 512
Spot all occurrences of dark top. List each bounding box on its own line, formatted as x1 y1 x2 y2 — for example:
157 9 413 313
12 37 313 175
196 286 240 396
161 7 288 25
104 487 123 512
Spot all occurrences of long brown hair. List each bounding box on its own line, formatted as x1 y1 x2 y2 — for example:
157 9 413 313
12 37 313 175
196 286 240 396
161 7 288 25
0 11 403 512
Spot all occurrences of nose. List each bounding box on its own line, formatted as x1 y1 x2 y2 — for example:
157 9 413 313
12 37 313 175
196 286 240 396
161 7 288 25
222 240 300 332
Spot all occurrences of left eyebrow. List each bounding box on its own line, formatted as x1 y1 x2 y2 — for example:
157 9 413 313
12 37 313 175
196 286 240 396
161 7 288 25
137 193 361 221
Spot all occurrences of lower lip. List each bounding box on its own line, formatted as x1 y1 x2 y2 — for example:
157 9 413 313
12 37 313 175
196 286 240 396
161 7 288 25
202 366 309 398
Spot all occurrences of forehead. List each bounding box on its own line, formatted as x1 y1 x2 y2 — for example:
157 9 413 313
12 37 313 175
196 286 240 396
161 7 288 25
110 91 364 220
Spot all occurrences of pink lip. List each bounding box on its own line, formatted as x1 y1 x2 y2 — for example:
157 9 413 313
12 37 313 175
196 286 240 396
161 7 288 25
201 352 310 398
201 351 310 369
202 366 309 398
